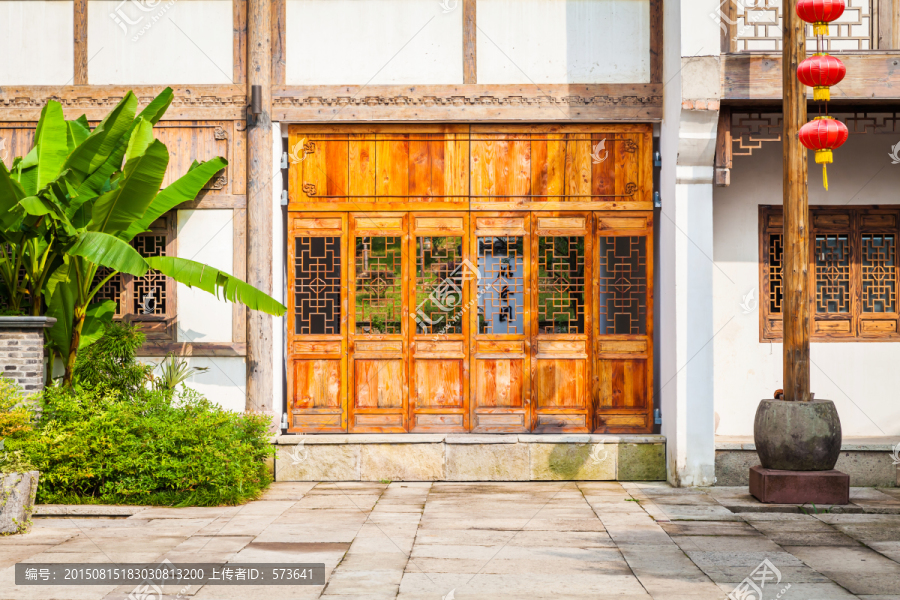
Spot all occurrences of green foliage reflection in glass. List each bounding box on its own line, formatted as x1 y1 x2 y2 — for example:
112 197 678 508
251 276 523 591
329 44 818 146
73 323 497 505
537 236 586 334
355 236 403 334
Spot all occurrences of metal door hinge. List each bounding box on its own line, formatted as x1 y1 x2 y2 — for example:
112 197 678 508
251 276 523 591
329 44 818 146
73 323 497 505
280 152 288 169
654 408 662 424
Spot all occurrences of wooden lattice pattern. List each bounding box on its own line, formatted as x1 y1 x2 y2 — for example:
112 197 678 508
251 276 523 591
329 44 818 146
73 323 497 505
768 234 783 313
477 236 525 335
815 234 851 314
294 236 341 335
537 236 586 334
862 234 897 313
734 0 871 51
355 236 403 334
415 236 465 334
131 234 167 316
93 268 124 317
598 236 647 335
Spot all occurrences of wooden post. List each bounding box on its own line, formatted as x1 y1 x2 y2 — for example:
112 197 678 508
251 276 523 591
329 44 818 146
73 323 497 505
246 0 275 417
782 0 810 402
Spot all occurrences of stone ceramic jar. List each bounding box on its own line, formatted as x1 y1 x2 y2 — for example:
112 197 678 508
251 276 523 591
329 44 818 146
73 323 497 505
753 399 842 471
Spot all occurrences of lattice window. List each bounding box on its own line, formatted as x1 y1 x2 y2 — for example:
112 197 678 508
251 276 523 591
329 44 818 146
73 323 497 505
862 234 896 313
815 234 851 314
415 236 465 334
598 236 647 335
294 236 341 335
768 234 783 313
354 236 402 334
733 0 872 51
131 234 168 317
476 236 525 335
761 206 900 341
537 236 585 334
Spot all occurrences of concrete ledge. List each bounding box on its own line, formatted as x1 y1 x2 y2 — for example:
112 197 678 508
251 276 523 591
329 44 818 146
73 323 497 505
273 434 666 482
716 436 900 487
0 316 56 329
34 505 145 517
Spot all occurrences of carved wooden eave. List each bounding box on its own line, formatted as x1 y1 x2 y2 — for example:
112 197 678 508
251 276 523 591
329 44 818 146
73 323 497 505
0 85 248 121
272 84 663 122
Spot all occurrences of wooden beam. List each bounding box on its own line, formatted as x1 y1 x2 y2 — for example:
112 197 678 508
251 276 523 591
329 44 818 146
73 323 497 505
715 107 732 187
247 0 274 417
0 85 247 121
782 0 810 402
73 0 87 85
722 52 900 100
650 0 663 83
463 0 477 84
234 0 247 84
272 0 286 85
271 83 663 122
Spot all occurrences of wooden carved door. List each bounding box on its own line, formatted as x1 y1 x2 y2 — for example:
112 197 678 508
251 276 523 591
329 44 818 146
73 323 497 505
286 214 348 433
470 213 532 432
531 213 592 432
593 213 654 432
348 213 409 432
408 214 471 432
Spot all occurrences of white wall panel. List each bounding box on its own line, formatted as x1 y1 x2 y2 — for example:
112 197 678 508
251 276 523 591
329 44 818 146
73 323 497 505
286 0 463 84
713 134 900 437
0 2 74 85
176 209 234 343
88 0 233 84
477 0 650 84
142 357 247 412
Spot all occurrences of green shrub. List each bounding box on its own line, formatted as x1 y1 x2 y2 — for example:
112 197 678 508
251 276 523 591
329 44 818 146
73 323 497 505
5 323 274 506
12 384 273 506
0 376 35 439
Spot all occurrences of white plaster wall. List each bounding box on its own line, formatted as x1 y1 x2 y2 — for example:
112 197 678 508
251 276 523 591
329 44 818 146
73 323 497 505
141 357 248 412
176 209 234 343
286 0 463 85
477 0 649 83
88 0 233 84
713 134 900 437
0 2 74 85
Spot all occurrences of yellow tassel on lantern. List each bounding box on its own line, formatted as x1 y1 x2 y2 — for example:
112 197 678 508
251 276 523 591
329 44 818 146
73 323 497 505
814 22 828 35
813 86 831 101
816 148 833 190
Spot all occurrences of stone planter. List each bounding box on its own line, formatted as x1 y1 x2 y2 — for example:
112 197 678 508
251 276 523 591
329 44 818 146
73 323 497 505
0 471 39 534
0 316 56 394
754 399 842 471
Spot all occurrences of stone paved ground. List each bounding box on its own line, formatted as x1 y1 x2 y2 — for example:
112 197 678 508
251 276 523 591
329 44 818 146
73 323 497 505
3 482 900 599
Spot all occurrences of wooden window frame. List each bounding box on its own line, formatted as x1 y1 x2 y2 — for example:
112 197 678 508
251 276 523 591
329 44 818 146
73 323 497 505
760 205 900 342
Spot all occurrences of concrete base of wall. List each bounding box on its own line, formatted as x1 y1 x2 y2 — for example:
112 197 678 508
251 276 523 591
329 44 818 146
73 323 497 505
716 436 900 487
273 434 666 482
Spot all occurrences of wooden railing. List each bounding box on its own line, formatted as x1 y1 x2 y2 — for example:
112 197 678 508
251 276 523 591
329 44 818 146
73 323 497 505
719 0 900 52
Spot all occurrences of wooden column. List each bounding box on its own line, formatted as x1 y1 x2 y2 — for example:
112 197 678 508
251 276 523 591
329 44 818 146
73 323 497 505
73 0 87 85
782 0 810 402
246 0 274 416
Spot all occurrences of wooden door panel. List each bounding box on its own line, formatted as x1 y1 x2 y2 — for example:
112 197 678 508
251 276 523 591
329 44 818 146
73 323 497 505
409 213 470 432
470 213 530 432
414 360 464 408
349 213 409 432
287 213 348 433
531 213 591 433
594 213 654 434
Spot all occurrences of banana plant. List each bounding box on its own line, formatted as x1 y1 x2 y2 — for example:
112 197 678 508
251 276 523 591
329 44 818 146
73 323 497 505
0 88 286 385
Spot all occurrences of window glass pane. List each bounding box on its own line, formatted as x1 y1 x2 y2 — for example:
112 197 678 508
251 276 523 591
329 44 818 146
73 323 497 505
477 236 525 335
598 236 647 335
537 236 585 334
862 234 896 313
294 236 341 335
131 233 168 316
355 236 403 334
815 234 851 314
415 236 465 334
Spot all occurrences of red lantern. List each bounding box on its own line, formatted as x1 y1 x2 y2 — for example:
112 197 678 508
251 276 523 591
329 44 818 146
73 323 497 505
796 0 845 36
799 116 849 190
797 53 845 101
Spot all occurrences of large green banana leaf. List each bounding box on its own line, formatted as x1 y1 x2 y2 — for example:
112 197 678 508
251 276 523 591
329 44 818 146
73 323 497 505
64 92 137 188
67 231 149 277
18 102 68 195
0 162 26 226
45 264 76 361
120 157 227 242
89 138 169 235
146 256 286 316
